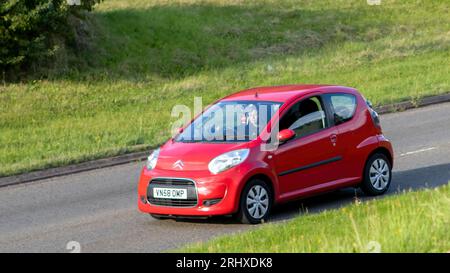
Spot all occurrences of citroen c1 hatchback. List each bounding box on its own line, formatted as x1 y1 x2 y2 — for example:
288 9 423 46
137 85 393 224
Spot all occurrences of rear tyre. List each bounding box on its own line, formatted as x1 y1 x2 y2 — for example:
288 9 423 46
360 153 392 196
236 179 273 224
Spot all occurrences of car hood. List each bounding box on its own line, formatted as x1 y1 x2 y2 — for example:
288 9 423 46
155 141 249 172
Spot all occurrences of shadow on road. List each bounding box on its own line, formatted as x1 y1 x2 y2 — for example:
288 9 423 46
391 163 450 191
162 163 450 225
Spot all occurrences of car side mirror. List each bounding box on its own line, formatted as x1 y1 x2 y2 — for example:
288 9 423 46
177 127 184 134
277 129 295 143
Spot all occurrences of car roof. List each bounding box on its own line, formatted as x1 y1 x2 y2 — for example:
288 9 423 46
220 84 357 103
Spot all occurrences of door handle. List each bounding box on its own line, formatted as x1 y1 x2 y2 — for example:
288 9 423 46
330 134 337 146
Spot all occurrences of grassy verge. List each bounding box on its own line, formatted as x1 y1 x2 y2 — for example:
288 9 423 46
1 0 449 176
182 183 450 253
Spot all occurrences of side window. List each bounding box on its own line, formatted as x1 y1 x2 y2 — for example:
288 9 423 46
279 96 328 138
329 94 357 125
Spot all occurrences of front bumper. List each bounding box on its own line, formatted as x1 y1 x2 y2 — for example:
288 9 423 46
137 167 244 216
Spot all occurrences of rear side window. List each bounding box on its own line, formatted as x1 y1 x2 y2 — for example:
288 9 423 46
328 94 357 125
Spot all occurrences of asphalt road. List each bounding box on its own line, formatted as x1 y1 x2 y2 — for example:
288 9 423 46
1 102 449 253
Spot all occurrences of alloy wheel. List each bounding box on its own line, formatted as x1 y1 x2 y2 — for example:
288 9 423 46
369 158 390 190
246 185 269 219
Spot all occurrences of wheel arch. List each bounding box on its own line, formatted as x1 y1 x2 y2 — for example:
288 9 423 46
236 173 276 211
247 173 275 199
364 147 393 174
371 147 392 165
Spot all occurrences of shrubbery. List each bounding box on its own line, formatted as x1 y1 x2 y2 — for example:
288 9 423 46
0 0 100 79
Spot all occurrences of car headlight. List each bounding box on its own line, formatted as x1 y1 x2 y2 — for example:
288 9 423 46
145 148 160 170
208 149 250 174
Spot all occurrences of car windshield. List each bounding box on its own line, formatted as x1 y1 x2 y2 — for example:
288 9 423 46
175 101 282 143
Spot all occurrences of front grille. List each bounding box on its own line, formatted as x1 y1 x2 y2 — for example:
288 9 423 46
147 178 198 207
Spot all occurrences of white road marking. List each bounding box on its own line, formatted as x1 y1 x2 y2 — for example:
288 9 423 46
400 147 437 157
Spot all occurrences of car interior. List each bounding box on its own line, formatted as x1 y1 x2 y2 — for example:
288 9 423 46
280 96 327 137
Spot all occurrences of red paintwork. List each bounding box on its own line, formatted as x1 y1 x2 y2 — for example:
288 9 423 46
277 129 295 142
138 85 394 217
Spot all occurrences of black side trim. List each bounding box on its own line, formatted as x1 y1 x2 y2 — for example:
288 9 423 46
278 156 342 177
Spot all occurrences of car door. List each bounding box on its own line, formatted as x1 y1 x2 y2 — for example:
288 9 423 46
323 92 362 180
273 94 343 200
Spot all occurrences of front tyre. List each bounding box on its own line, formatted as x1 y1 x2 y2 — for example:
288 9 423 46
361 153 392 196
236 179 272 224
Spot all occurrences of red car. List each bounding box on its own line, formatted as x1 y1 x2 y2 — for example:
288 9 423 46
138 85 393 224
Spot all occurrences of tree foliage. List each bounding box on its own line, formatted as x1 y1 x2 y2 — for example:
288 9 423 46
0 0 100 77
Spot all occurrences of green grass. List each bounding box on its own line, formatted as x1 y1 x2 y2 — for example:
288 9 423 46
181 184 450 253
1 0 450 176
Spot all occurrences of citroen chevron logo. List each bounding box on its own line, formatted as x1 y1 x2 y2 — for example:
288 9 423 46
173 160 184 170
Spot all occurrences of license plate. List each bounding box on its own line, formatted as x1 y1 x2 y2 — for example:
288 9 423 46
153 187 187 199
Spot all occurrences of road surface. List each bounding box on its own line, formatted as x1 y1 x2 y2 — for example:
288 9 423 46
1 102 449 252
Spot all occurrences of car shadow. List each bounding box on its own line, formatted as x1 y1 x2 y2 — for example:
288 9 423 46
158 163 450 225
269 163 450 222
